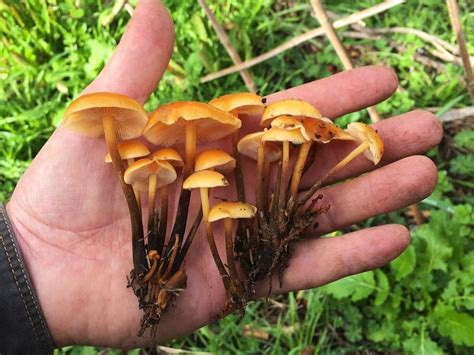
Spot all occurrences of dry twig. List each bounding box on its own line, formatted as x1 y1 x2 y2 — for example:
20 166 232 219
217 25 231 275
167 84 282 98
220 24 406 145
446 0 474 103
309 0 381 122
198 0 257 92
440 106 474 122
200 0 404 83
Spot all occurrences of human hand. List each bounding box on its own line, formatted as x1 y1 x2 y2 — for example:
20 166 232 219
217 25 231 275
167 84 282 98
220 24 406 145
6 0 442 349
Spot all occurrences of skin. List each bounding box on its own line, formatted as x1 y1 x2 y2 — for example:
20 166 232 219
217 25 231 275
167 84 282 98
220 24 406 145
5 0 443 349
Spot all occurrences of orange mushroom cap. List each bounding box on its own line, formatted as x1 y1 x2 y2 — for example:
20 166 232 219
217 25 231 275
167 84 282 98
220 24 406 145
346 122 384 164
183 170 229 190
149 148 184 167
209 92 265 117
124 158 177 191
270 116 310 140
104 139 150 162
261 99 322 127
237 132 282 163
63 92 148 139
262 127 308 145
303 117 355 143
208 201 257 222
144 101 241 146
195 149 236 173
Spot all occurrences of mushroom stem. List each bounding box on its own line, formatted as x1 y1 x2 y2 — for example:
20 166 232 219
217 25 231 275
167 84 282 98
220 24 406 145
299 140 370 208
271 159 282 214
232 132 246 202
262 160 271 211
201 188 230 282
184 122 197 178
205 222 230 283
224 218 239 281
147 174 158 251
278 141 290 211
174 209 203 271
143 255 159 283
156 185 168 256
200 187 210 220
103 114 146 272
127 158 142 212
256 141 265 211
164 123 197 261
289 141 312 203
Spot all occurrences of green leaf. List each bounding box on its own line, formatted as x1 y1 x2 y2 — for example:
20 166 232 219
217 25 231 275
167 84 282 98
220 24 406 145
403 335 444 355
391 245 416 280
70 347 99 355
374 270 389 305
453 129 474 151
450 154 474 176
367 319 399 344
322 271 376 301
433 305 474 346
413 211 456 273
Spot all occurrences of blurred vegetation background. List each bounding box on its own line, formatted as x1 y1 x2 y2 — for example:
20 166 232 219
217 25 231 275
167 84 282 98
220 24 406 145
1 0 473 353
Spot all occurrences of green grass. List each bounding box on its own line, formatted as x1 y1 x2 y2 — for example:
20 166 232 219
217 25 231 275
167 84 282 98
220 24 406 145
1 0 473 353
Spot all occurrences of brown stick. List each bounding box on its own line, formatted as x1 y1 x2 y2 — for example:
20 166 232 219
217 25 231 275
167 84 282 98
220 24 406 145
310 0 380 123
200 0 404 83
439 106 474 122
446 0 474 103
198 0 257 92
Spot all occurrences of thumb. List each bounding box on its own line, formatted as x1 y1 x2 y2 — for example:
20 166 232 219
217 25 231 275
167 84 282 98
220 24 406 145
83 0 174 103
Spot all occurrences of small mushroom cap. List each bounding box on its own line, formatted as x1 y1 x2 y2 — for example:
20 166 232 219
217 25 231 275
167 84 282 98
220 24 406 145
124 158 177 191
63 92 148 139
195 149 236 173
183 170 229 190
104 139 150 162
271 115 310 140
209 92 265 116
261 99 322 127
144 101 241 146
149 148 184 167
237 132 282 163
346 122 384 164
262 127 308 145
303 117 355 143
208 201 257 222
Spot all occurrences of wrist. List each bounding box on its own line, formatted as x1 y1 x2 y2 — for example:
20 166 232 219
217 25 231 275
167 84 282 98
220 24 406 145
6 201 74 347
0 203 55 353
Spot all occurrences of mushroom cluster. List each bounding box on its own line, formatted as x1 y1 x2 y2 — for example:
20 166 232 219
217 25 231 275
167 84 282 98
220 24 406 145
62 91 384 335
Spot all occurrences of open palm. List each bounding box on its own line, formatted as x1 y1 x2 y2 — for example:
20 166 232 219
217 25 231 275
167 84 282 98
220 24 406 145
6 0 442 349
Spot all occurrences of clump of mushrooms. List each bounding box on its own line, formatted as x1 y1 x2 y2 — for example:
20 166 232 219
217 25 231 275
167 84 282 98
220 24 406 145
62 91 384 335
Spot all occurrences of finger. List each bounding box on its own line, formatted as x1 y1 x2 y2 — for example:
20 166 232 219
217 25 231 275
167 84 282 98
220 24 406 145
300 110 443 188
256 224 410 296
83 0 174 103
267 65 399 118
239 65 398 135
306 155 437 235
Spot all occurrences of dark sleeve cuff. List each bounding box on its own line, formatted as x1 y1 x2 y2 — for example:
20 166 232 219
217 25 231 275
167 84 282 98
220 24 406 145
0 204 54 355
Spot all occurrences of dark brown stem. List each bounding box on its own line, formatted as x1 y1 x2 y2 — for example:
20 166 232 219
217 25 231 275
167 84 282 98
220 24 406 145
205 221 230 285
103 115 146 273
156 185 168 256
174 209 203 270
163 123 196 261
